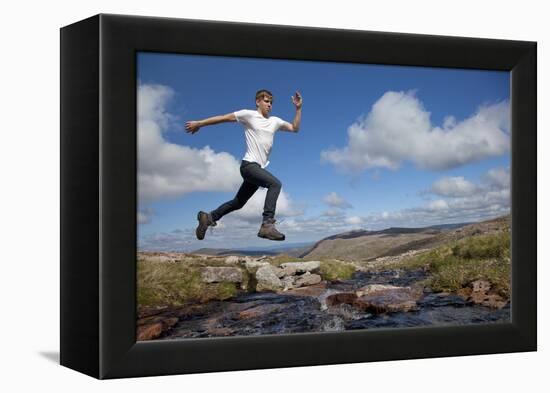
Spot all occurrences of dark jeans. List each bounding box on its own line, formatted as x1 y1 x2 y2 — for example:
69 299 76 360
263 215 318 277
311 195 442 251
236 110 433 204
210 160 282 223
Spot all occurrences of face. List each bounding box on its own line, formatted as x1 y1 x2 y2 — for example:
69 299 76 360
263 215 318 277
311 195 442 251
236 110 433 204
256 95 273 117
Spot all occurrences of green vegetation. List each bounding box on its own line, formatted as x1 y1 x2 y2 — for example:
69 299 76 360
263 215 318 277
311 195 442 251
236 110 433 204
137 260 239 308
391 231 511 297
319 260 356 281
451 232 510 260
268 254 303 266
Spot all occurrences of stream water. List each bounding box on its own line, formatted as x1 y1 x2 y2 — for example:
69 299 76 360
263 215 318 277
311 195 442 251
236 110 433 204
159 269 510 340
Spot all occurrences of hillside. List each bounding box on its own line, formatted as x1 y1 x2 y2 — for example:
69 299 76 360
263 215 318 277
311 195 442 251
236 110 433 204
300 216 510 261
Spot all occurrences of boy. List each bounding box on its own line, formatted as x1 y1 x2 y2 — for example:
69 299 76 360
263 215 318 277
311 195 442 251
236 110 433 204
185 89 302 241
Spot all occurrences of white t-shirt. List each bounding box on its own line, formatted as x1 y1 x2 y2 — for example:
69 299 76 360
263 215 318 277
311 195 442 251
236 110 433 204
234 109 290 168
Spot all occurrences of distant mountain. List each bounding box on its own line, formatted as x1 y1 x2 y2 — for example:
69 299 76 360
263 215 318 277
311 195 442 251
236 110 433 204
299 221 483 260
193 248 279 256
300 216 511 261
192 241 315 257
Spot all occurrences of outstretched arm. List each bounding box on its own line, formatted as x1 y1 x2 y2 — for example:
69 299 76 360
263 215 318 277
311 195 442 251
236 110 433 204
185 113 237 134
280 91 303 133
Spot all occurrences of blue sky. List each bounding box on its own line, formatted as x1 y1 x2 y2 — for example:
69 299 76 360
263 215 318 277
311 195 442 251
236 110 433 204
137 52 510 251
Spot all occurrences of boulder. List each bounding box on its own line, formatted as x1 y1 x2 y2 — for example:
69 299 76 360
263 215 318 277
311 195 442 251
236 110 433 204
200 267 243 283
278 282 328 297
325 292 359 307
280 265 298 277
255 265 283 292
356 284 402 297
281 276 295 291
354 285 421 313
462 280 508 309
325 284 421 314
273 267 287 278
137 322 163 341
224 255 240 265
245 260 270 274
294 273 322 288
280 261 321 274
472 280 491 293
241 256 258 264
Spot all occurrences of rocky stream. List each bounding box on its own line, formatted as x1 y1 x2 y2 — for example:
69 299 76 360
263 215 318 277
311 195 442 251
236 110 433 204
137 262 510 340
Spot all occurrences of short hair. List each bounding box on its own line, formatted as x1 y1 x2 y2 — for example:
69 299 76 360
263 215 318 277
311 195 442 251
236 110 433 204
255 89 273 106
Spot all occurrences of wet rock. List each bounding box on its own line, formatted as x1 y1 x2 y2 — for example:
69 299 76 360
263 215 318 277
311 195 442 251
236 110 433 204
457 287 473 299
255 265 283 292
418 293 470 308
202 316 235 337
137 306 170 319
478 294 508 309
280 261 321 274
294 273 322 288
325 285 421 314
459 280 508 309
356 284 399 297
278 282 328 297
354 285 421 313
137 322 163 341
201 267 243 283
321 316 346 332
326 292 358 307
137 317 179 341
238 304 283 319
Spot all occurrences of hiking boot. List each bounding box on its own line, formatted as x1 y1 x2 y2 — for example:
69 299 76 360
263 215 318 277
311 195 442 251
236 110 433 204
196 211 217 240
258 218 285 241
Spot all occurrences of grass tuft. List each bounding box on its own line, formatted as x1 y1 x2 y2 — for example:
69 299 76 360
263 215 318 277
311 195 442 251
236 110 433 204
137 260 239 308
319 260 356 281
389 231 511 297
268 254 303 266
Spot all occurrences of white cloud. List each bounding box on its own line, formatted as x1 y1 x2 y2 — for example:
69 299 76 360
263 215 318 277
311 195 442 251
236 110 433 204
321 91 510 172
430 176 478 197
139 167 511 251
138 83 242 204
345 216 364 226
484 167 510 189
139 229 195 251
323 208 345 217
428 199 449 211
366 167 510 227
323 192 352 208
225 188 304 224
137 208 154 224
138 84 178 130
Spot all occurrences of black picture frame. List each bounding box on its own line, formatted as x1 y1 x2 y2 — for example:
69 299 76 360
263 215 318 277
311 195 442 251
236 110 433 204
60 13 536 379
